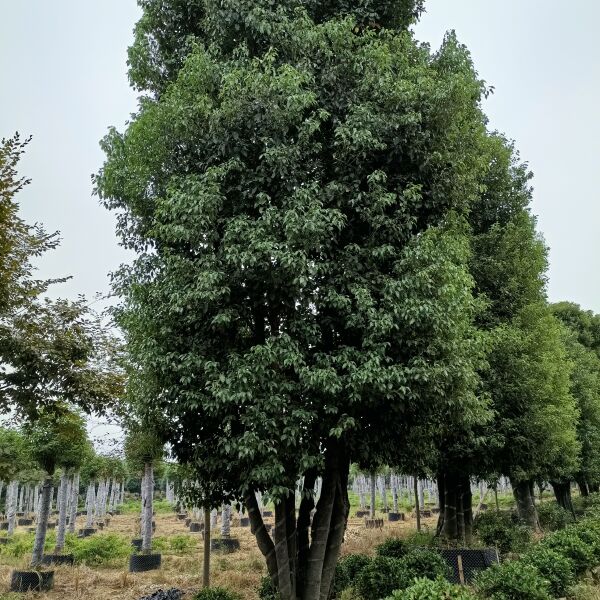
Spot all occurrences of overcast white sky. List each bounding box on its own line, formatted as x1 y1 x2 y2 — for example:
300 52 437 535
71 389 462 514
1 0 599 312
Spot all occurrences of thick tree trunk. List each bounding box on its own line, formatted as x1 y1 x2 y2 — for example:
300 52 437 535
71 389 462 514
68 471 80 533
577 477 590 498
461 475 473 545
203 507 211 588
31 476 53 567
141 463 154 552
551 481 576 520
247 441 349 600
435 473 445 537
55 470 69 552
511 478 540 530
413 476 421 532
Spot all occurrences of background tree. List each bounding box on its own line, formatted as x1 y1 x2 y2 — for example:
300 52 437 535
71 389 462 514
24 407 88 567
124 425 164 554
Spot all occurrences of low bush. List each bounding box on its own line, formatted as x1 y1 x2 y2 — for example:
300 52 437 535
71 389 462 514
71 533 131 566
192 589 240 600
331 554 371 598
473 511 531 554
400 549 451 581
355 556 414 600
403 532 437 548
523 546 575 597
537 502 573 531
540 528 595 574
377 538 409 559
1 533 34 559
474 560 552 600
570 519 600 559
384 577 477 599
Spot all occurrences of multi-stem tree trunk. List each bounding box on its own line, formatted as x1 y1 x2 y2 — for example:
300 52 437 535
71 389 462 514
551 481 576 520
55 470 69 552
141 462 154 553
31 476 53 567
438 472 473 545
511 478 540 530
245 440 349 600
68 471 80 534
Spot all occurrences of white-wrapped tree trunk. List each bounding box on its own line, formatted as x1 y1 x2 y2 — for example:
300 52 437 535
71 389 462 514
221 503 231 538
85 481 96 528
7 480 17 535
211 508 218 529
55 470 69 552
68 471 80 533
391 474 399 513
141 462 154 553
31 476 53 567
33 484 40 518
370 473 376 518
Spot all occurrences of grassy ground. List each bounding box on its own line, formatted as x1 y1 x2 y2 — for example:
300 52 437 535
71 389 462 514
0 501 446 600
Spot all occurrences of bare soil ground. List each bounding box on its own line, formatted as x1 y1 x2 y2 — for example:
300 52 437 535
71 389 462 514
0 510 437 600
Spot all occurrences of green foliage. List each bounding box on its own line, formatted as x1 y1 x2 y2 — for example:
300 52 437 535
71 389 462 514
376 538 409 559
192 589 240 600
168 534 195 554
355 557 413 600
473 511 531 554
540 528 595 575
70 533 131 566
474 561 552 600
331 554 372 598
536 502 573 531
124 426 164 473
523 546 575 597
400 549 451 581
384 577 477 600
23 408 88 474
257 576 278 600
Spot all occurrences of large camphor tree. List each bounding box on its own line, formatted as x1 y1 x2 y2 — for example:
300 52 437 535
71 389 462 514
98 1 496 598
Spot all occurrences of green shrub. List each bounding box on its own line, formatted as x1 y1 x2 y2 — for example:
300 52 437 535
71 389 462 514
540 528 595 574
355 556 414 600
385 577 477 599
377 538 409 559
170 534 196 554
403 531 437 548
193 588 240 600
331 554 372 598
474 561 552 600
150 536 169 551
400 549 451 581
570 519 600 559
473 511 531 554
537 502 573 531
71 533 131 566
523 546 575 597
1 533 34 559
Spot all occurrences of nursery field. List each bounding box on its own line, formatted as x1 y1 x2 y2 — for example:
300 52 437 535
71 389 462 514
0 504 440 600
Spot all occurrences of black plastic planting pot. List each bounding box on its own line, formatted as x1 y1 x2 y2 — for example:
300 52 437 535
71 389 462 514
438 548 499 584
239 517 250 527
46 522 56 530
185 518 192 527
41 553 75 566
262 511 273 518
177 513 187 521
78 527 97 538
387 512 405 522
132 538 143 550
211 537 240 553
365 518 384 529
355 510 369 518
18 518 33 526
10 569 54 592
419 510 433 518
129 553 162 573
0 522 8 530
189 522 203 532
